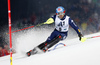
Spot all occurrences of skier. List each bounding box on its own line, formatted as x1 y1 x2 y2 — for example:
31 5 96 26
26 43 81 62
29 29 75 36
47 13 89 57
27 6 83 56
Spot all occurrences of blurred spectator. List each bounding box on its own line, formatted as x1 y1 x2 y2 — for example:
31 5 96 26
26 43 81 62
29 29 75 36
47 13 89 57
4 44 16 54
4 44 9 52
81 22 88 34
22 18 28 27
98 17 100 31
30 13 37 25
99 24 100 31
0 46 9 57
0 37 4 48
93 12 99 20
17 20 23 29
74 17 80 23
88 0 92 4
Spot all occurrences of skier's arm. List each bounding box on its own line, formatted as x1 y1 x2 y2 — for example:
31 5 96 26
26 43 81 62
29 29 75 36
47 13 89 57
69 18 83 40
44 18 54 24
69 18 81 34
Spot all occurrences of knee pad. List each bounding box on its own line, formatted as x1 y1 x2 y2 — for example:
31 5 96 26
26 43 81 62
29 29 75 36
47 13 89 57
60 34 67 40
58 35 63 40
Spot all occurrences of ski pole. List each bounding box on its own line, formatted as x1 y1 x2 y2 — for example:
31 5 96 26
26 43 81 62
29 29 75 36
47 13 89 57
7 22 45 34
81 35 100 42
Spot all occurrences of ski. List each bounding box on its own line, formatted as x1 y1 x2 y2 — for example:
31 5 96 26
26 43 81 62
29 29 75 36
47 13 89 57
26 43 66 57
48 43 66 52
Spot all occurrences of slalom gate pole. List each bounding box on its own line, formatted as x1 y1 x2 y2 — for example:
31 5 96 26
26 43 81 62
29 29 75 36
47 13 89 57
7 22 44 34
7 0 13 65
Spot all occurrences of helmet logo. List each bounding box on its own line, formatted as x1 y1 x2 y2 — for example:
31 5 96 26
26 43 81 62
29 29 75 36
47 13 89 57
58 8 61 11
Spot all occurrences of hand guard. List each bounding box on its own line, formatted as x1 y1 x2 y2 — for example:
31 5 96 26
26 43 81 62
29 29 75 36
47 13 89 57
44 18 54 24
78 33 83 41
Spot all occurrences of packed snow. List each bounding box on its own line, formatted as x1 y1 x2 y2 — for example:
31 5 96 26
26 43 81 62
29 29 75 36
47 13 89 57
0 28 100 65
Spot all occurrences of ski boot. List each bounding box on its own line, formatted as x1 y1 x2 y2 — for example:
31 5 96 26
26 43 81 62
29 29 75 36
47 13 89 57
26 50 32 57
26 48 38 57
26 47 45 57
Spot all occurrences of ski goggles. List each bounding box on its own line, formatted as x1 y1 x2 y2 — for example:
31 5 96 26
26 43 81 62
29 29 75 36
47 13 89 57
57 12 65 16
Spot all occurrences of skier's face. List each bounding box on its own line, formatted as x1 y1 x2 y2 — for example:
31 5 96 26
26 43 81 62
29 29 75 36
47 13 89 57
58 12 65 19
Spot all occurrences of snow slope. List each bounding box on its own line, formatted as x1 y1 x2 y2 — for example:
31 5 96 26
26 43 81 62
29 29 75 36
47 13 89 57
0 32 100 65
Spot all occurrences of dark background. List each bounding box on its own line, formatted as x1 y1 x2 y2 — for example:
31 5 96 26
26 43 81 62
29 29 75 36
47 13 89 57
0 0 89 27
0 0 99 26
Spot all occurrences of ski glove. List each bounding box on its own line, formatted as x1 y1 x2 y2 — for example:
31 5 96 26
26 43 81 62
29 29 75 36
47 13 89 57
78 33 83 41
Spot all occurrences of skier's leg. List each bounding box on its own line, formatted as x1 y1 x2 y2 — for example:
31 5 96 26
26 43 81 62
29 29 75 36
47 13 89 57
27 35 66 56
46 29 57 43
36 29 57 50
37 31 57 52
42 31 68 52
42 34 63 52
27 30 67 56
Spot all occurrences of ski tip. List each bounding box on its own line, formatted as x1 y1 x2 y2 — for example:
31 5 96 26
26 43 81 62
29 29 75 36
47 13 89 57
64 44 66 46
